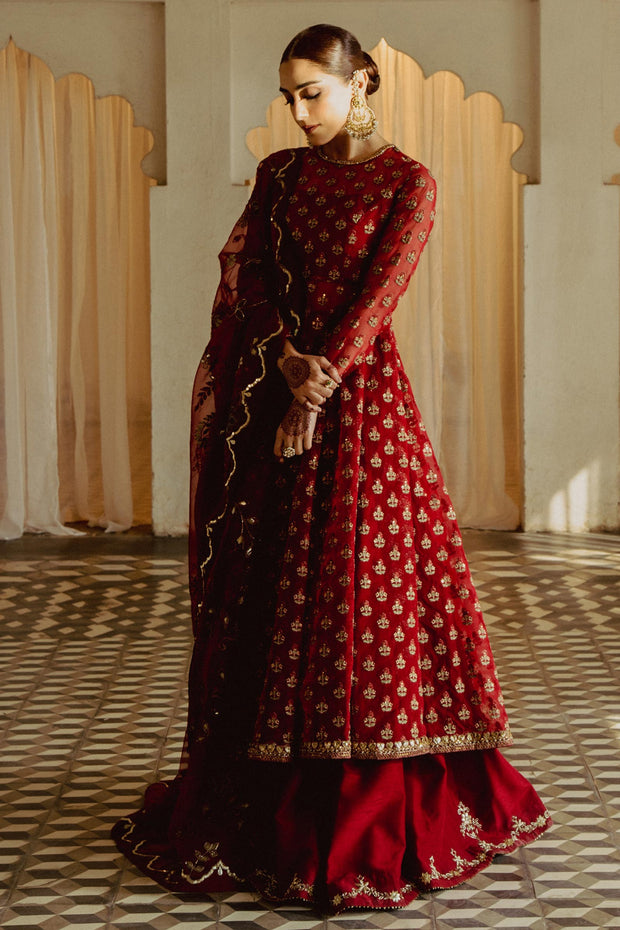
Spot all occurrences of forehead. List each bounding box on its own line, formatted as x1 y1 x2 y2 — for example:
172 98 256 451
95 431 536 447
278 58 338 91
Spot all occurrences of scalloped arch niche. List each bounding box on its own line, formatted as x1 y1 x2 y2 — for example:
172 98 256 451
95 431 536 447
0 40 155 538
246 40 525 529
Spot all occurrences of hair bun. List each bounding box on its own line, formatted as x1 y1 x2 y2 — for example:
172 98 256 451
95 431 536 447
362 51 380 95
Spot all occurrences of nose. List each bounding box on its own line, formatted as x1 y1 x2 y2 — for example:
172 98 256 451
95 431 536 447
292 98 309 124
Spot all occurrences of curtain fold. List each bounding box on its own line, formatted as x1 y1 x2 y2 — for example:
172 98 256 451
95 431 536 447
246 40 524 529
0 41 154 539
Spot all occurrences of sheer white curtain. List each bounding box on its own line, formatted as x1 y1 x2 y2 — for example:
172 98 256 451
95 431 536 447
0 41 153 539
247 40 524 529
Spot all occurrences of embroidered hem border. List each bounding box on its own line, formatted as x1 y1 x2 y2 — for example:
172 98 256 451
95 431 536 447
179 808 552 910
419 809 552 886
112 795 551 910
247 726 513 762
254 868 419 910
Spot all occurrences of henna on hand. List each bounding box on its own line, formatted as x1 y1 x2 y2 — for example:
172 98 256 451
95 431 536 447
281 401 311 437
282 356 311 390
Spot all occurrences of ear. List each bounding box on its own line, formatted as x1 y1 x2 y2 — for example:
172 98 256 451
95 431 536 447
351 69 369 96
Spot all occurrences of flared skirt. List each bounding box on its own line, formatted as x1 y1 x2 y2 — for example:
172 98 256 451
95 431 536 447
112 750 550 911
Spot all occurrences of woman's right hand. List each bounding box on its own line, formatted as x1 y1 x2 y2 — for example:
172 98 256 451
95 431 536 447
274 401 318 461
278 341 342 410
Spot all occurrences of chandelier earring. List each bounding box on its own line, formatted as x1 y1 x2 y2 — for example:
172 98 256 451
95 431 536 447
343 70 377 141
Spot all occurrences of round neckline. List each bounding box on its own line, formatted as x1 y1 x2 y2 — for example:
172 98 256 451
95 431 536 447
314 143 395 166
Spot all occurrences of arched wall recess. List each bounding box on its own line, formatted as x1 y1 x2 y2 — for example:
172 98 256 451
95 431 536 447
246 40 525 530
0 39 154 539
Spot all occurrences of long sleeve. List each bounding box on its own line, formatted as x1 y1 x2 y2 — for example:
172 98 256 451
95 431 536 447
324 164 436 378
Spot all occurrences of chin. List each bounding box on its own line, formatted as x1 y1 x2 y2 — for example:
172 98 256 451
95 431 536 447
308 130 336 147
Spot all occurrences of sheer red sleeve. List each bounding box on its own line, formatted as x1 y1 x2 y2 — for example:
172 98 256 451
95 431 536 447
210 158 284 339
324 163 436 378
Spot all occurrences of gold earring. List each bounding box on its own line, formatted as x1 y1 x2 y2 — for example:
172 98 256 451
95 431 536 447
343 70 377 141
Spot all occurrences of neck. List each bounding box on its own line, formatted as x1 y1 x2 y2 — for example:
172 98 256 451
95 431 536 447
318 130 387 164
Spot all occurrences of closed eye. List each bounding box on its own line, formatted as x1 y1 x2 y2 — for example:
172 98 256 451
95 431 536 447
282 92 321 106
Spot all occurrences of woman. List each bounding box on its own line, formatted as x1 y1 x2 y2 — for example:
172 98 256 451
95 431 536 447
113 24 550 911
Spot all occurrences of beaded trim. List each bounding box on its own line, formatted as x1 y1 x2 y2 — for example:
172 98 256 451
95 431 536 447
315 143 394 165
248 725 513 762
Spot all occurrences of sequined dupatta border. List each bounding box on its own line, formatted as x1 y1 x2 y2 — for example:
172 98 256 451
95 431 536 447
188 150 305 638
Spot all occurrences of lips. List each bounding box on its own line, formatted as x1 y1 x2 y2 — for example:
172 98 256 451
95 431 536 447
302 125 318 135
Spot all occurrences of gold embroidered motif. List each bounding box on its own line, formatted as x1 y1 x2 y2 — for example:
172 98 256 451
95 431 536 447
420 810 551 886
333 875 416 907
181 840 244 886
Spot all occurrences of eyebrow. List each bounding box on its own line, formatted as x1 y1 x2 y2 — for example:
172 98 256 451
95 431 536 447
279 80 323 93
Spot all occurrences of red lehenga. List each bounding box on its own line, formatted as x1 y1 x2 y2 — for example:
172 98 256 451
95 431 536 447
112 145 550 910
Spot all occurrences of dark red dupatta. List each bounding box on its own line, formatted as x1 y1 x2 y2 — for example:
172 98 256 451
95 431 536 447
188 150 304 641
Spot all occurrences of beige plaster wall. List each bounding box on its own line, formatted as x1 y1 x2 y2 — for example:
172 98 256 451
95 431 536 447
0 0 166 182
231 0 540 183
222 0 620 533
1 0 619 533
523 0 619 531
603 0 620 182
149 0 246 533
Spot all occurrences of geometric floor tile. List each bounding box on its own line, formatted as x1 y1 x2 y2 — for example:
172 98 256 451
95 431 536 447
1 529 619 929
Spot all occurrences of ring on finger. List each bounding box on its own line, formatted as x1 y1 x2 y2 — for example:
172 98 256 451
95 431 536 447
282 446 295 458
324 378 335 389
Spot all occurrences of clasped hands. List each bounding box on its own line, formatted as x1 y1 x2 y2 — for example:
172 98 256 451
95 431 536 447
274 340 341 461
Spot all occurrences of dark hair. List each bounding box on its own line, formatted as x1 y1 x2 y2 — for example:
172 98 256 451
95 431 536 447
280 24 380 95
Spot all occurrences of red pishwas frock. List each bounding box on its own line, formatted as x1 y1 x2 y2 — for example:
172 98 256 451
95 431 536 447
112 145 551 910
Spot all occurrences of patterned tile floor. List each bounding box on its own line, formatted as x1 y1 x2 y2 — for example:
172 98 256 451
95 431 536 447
0 530 619 930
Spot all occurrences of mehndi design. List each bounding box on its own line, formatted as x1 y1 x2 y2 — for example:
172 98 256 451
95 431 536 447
282 356 311 390
281 400 312 437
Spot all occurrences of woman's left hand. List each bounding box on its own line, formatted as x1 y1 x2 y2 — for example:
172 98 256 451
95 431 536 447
278 342 341 411
274 401 318 461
